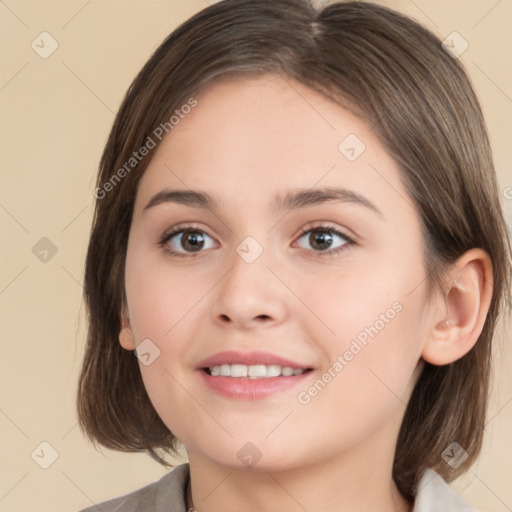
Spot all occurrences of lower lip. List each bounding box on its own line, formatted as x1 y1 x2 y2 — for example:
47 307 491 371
198 370 312 400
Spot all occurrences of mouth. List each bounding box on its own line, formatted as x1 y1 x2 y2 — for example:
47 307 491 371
196 350 315 399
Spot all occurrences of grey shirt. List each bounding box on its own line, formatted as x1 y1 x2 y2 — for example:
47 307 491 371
79 463 476 511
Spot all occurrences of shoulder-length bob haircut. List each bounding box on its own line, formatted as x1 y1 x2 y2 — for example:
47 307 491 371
78 0 512 501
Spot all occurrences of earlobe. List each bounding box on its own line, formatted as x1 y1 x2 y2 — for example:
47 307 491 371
421 248 493 366
119 311 136 350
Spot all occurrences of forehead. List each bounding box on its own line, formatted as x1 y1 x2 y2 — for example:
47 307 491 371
154 74 367 160
133 74 411 219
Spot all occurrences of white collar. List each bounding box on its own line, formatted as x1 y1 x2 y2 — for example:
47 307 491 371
412 468 476 511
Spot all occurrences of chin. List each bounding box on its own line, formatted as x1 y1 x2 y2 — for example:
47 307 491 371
196 442 306 474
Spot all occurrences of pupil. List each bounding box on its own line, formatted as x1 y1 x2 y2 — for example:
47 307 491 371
310 231 332 250
183 231 204 252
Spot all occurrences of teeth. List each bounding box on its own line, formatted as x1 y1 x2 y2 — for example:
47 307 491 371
266 365 282 377
207 364 307 378
231 364 247 377
248 364 267 377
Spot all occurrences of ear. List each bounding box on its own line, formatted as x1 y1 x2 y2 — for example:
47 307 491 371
119 305 136 351
421 248 493 366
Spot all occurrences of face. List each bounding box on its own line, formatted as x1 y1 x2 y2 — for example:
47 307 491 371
122 74 432 472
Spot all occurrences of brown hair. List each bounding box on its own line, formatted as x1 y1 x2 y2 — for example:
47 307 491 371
77 0 512 500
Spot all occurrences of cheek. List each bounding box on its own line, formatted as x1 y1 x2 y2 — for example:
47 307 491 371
287 305 424 462
299 261 427 414
124 252 216 435
302 261 420 354
125 246 212 340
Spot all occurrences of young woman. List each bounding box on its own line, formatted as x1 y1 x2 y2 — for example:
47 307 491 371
77 1 511 511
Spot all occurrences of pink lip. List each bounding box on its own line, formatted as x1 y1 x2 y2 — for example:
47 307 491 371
196 351 314 400
198 372 312 400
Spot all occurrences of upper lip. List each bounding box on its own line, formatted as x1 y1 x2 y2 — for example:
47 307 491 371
197 350 313 370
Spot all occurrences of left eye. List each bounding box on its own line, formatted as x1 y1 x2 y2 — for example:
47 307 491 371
165 229 217 254
295 227 350 253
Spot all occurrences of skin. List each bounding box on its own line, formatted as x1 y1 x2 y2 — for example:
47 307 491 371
119 74 493 512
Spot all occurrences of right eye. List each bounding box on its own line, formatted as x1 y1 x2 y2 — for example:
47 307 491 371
158 225 218 258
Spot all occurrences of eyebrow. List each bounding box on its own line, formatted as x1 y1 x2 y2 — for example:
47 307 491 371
143 186 382 217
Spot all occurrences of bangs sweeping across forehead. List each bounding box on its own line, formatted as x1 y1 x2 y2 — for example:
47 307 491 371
78 0 512 501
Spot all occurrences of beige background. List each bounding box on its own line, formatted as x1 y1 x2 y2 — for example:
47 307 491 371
1 1 511 511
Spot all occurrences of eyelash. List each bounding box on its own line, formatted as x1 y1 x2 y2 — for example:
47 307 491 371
157 222 355 259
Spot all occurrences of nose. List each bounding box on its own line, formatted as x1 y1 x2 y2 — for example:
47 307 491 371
210 246 289 331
